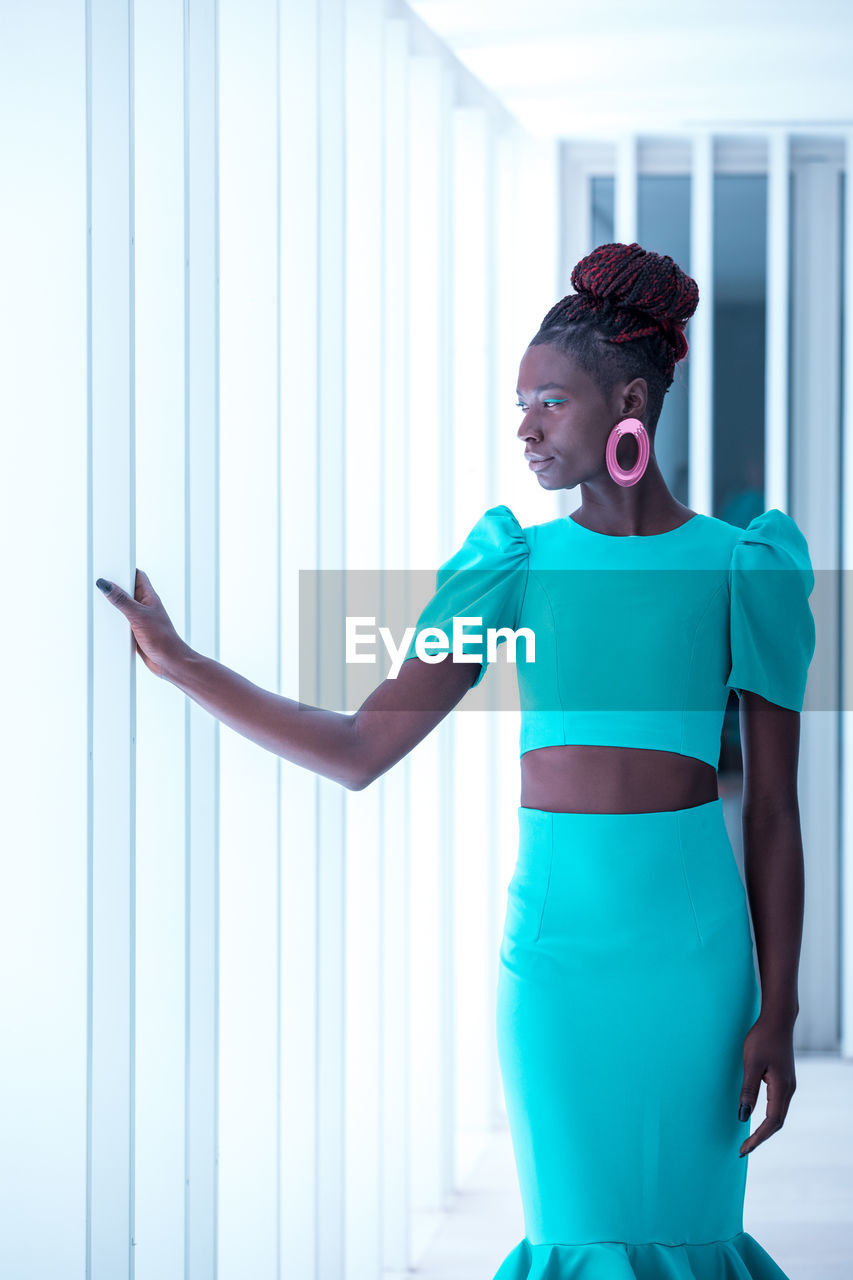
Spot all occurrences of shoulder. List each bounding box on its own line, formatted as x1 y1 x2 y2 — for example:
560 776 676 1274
689 508 810 569
722 508 813 578
438 504 530 575
464 503 531 551
723 508 816 712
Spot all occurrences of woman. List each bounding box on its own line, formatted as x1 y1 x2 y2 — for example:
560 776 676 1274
98 242 815 1278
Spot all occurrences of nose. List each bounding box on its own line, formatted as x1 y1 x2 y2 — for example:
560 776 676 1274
517 413 542 442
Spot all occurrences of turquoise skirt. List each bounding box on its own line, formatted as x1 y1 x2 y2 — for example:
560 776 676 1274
494 798 789 1279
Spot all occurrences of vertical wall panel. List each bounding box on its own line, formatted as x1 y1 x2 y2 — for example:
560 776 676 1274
842 132 853 1060
278 0 320 1275
218 1 281 1276
436 53 458 1221
380 17 413 1272
315 0 348 1274
185 2 220 1276
615 133 638 244
765 132 790 506
560 144 590 293
133 0 188 1275
790 148 842 1052
0 3 89 1277
689 132 714 517
89 0 136 1274
563 143 617 268
343 0 385 1276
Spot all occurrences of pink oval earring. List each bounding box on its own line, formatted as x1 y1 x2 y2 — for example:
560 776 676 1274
605 418 649 487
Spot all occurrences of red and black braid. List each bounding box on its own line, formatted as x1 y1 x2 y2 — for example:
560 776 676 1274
536 242 699 390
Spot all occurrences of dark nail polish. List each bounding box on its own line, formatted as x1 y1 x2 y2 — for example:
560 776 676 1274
96 579 112 594
738 1102 751 1121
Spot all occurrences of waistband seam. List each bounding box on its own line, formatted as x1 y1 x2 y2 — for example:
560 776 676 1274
518 797 723 820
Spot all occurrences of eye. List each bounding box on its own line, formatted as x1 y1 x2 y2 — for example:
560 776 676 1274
515 398 566 409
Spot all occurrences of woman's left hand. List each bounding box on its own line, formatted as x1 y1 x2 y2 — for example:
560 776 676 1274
737 1011 797 1157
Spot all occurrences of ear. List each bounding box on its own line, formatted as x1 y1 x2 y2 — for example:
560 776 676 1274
618 376 648 421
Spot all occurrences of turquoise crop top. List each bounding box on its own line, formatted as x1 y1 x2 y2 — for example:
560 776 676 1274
400 504 816 770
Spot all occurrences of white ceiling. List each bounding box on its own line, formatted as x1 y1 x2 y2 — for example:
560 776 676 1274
407 0 853 137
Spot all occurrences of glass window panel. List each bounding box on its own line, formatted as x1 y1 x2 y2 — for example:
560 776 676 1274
638 174 691 504
712 174 768 525
590 175 614 248
839 166 846 480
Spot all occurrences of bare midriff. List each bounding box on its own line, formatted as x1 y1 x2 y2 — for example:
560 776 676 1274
519 743 719 814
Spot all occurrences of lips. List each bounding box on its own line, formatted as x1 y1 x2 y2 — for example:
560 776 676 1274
527 455 553 471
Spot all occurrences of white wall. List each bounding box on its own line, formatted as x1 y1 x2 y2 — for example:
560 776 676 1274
0 2 558 1278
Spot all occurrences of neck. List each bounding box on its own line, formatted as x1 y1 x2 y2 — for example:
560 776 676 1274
574 457 689 536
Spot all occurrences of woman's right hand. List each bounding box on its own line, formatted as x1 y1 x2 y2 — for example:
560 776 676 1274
96 569 191 680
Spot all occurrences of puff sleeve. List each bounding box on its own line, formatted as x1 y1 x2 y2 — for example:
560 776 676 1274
726 508 816 711
400 504 530 689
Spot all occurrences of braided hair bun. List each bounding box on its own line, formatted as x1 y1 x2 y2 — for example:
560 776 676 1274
536 243 699 395
571 242 698 368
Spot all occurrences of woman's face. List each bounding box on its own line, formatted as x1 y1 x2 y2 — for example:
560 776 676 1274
515 342 646 491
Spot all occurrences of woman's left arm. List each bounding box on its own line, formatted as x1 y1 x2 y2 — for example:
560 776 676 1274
736 689 805 1157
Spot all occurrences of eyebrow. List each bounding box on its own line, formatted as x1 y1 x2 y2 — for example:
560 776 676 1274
515 383 569 396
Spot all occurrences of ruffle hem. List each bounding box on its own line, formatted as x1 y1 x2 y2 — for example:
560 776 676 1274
493 1231 789 1279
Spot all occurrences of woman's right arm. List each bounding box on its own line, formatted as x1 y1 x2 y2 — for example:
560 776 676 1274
100 500 529 792
162 645 478 791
